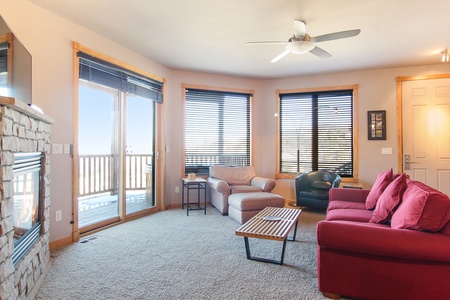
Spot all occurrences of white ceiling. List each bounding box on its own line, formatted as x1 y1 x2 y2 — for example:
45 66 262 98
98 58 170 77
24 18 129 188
28 0 450 79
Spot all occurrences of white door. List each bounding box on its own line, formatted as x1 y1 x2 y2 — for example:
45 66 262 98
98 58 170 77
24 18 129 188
402 78 450 196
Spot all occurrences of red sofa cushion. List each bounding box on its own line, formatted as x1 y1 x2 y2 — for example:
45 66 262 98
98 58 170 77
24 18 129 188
370 174 407 224
365 168 394 210
327 200 367 211
326 208 373 223
440 221 450 236
329 188 370 203
391 180 450 232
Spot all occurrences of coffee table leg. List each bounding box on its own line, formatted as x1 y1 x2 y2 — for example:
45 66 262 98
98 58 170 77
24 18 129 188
243 237 288 265
279 239 287 265
244 237 251 259
286 219 299 242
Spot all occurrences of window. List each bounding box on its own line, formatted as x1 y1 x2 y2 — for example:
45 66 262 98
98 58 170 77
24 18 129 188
278 86 356 178
183 86 252 175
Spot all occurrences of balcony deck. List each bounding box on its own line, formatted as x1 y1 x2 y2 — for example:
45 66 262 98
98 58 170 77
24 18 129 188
78 190 153 227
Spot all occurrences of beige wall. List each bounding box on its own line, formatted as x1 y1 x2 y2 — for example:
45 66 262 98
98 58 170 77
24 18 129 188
1 0 449 243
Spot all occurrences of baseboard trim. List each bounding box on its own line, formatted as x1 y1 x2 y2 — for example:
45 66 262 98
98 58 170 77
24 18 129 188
49 236 73 250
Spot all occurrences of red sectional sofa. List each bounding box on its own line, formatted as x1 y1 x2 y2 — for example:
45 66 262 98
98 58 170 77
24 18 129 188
316 172 450 300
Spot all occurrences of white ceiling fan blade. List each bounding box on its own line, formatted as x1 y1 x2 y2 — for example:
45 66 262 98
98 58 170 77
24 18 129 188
271 50 290 63
310 29 361 43
293 19 306 39
309 46 332 58
245 41 288 45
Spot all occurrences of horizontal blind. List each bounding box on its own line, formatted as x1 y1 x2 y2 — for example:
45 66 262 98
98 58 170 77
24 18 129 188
185 88 251 174
0 41 8 73
78 52 163 103
279 90 353 177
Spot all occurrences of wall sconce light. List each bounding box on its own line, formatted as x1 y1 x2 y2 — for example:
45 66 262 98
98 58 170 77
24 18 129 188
442 50 449 63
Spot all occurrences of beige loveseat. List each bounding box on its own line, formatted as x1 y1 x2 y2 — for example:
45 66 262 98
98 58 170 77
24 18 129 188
207 166 276 215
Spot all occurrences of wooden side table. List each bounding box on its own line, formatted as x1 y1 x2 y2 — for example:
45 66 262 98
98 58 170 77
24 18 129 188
181 178 207 216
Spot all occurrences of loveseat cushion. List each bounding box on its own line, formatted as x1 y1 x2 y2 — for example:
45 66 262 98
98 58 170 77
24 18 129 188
327 200 367 212
230 185 262 194
365 168 394 210
391 180 450 232
329 188 370 204
370 173 407 224
326 208 373 223
210 166 255 185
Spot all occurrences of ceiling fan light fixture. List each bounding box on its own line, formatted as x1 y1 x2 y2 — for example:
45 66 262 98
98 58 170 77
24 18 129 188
247 19 360 63
441 49 449 62
286 41 314 54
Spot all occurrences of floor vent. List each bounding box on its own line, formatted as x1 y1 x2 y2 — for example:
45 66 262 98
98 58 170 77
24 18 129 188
79 236 99 244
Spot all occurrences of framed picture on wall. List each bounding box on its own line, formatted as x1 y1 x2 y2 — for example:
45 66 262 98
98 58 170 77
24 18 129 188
368 110 386 140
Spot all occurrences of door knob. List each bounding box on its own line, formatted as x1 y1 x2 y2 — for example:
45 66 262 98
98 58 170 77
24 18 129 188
404 154 416 170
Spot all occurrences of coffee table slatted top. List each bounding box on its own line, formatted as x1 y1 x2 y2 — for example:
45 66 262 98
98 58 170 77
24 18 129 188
235 207 302 241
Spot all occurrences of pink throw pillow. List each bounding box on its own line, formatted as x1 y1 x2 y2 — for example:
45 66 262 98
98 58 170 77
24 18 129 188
391 181 450 232
370 173 407 224
365 168 394 210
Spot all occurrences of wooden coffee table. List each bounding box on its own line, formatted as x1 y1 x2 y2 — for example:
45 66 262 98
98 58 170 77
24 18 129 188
235 206 302 265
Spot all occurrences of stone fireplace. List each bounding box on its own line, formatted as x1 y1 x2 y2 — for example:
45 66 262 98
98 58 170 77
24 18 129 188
0 96 53 299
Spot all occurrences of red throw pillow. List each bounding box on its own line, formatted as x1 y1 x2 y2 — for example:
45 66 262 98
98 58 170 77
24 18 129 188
391 180 450 232
365 168 394 210
369 173 407 224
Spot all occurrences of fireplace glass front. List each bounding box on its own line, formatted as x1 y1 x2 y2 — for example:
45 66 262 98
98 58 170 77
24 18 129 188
12 152 43 265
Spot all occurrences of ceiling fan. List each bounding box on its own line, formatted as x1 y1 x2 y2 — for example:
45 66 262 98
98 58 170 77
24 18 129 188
246 20 361 63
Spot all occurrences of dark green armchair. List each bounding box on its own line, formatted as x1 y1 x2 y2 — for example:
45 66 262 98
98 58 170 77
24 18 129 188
295 171 341 209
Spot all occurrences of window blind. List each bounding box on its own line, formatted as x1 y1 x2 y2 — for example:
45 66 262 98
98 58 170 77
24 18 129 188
0 41 8 74
184 88 251 175
78 52 163 103
0 42 8 89
279 90 353 177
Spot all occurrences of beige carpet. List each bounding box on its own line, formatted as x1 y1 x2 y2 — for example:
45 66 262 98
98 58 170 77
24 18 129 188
34 206 328 300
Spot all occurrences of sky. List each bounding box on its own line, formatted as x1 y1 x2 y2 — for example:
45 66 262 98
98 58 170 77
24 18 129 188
78 83 154 155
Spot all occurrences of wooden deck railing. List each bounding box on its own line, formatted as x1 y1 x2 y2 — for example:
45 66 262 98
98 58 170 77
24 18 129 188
79 154 153 197
79 154 249 197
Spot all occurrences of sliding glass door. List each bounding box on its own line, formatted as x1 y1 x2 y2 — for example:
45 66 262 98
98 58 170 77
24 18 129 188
78 82 120 228
124 94 155 215
75 45 163 234
78 81 155 232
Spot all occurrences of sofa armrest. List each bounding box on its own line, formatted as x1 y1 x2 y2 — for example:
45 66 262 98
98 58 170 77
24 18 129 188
251 176 276 192
317 220 450 263
207 177 230 194
329 188 370 203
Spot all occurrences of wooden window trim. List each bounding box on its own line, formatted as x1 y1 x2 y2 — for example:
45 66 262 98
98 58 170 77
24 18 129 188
275 84 359 183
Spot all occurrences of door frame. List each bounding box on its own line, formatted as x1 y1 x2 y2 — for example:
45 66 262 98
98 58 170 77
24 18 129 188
72 42 166 242
396 73 450 173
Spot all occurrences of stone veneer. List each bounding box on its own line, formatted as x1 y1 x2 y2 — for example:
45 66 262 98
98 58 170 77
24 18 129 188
0 97 53 299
